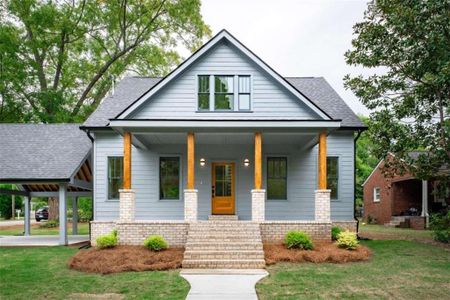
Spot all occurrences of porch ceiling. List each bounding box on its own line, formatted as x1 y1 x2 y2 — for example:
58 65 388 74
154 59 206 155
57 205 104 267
134 132 317 147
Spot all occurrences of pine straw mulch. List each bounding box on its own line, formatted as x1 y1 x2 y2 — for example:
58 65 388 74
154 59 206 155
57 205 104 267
264 242 372 265
68 246 184 274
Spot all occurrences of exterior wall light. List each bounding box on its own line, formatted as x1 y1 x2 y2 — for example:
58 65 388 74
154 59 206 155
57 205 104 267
200 158 206 167
244 158 250 167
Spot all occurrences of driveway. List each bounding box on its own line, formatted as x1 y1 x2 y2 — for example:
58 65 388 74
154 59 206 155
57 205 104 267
0 235 89 246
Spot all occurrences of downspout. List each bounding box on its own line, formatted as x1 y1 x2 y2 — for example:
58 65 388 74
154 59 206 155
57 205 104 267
354 129 363 237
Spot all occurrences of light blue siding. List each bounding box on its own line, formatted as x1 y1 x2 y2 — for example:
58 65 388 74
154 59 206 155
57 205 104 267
93 131 354 221
130 41 320 120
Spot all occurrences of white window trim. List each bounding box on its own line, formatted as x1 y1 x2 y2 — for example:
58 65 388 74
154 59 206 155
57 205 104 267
158 154 183 201
196 73 253 112
373 187 381 202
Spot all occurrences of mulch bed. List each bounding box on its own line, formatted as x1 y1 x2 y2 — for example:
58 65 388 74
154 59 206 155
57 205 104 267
264 242 372 265
68 246 184 274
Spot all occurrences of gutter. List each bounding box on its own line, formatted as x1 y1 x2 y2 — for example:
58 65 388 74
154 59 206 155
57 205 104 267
354 129 365 237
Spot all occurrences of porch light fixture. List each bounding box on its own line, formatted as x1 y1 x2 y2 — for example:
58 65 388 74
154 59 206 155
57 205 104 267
244 158 250 167
200 158 206 167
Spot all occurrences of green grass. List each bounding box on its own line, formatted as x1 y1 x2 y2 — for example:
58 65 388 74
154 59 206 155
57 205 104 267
359 223 433 239
0 222 89 236
257 240 450 299
0 247 189 300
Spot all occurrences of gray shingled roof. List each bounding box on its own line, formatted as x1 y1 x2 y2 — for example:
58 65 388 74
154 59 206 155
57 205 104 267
0 124 91 181
83 76 365 128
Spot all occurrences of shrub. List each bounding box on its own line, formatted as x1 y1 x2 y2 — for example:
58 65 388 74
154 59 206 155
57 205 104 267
284 231 314 250
331 226 342 241
39 220 58 228
429 212 450 243
144 235 168 251
336 230 359 250
96 230 118 249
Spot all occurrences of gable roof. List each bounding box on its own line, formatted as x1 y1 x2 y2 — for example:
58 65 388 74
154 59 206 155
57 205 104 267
114 29 332 121
0 124 92 182
83 76 365 128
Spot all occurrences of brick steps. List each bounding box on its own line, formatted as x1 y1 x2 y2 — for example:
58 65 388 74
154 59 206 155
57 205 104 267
208 215 239 221
182 221 265 269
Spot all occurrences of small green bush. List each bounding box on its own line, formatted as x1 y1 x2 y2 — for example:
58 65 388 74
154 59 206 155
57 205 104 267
144 235 168 251
331 226 342 241
96 230 118 249
39 220 59 228
429 212 450 243
336 230 359 250
284 231 314 250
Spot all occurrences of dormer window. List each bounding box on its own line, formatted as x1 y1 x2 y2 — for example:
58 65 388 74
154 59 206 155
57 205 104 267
198 75 251 111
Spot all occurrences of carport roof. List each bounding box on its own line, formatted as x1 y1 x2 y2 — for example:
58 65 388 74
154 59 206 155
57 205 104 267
0 124 91 182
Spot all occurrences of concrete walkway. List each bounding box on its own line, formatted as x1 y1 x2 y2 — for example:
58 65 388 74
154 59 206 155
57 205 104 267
0 219 37 227
0 235 89 246
180 269 268 300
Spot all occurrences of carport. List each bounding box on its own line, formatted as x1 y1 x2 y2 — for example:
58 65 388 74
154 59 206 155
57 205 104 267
0 124 92 245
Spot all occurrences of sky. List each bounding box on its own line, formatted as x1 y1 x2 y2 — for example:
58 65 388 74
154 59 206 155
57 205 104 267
200 0 372 116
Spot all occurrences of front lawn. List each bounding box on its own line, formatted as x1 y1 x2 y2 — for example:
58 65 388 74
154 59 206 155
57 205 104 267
0 247 189 300
0 222 89 236
257 240 450 299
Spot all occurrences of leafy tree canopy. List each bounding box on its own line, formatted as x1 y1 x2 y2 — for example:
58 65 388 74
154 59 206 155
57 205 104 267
0 0 210 123
345 0 450 181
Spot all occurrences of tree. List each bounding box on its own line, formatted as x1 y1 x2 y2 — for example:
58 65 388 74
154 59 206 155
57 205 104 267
344 0 450 181
0 0 210 123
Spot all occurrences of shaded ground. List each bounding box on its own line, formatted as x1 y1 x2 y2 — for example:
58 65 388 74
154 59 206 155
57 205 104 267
264 242 371 265
69 246 184 274
257 240 450 299
0 247 189 300
0 222 89 236
359 224 448 248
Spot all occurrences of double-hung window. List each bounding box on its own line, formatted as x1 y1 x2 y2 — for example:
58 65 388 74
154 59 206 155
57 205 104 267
214 75 234 110
327 157 339 200
159 157 180 200
108 156 123 200
197 75 251 111
373 187 381 202
238 75 251 110
267 157 287 200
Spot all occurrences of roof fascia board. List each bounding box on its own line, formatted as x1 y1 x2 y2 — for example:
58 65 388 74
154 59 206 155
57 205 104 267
29 191 93 197
115 30 332 120
109 119 341 129
0 188 30 196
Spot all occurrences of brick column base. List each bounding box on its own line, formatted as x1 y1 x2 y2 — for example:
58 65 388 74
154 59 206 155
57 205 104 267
315 189 331 222
184 189 198 221
251 189 266 221
119 189 135 221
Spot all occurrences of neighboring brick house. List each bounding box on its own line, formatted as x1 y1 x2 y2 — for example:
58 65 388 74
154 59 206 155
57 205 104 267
363 155 449 229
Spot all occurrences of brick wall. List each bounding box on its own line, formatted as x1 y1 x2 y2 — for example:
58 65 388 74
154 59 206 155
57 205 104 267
251 189 265 221
260 221 331 242
332 221 358 232
90 221 116 246
408 216 425 230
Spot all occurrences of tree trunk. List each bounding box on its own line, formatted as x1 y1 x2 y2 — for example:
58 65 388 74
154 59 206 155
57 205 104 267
48 197 59 221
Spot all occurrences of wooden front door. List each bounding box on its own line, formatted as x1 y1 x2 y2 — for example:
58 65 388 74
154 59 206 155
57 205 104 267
211 162 235 215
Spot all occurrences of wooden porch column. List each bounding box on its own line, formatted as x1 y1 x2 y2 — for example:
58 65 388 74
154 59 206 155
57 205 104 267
254 132 262 189
123 132 132 189
318 131 327 189
187 132 195 189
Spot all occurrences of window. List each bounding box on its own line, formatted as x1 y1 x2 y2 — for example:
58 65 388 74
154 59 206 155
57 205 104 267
108 157 123 199
198 75 210 110
238 76 251 110
159 157 180 200
373 187 381 202
267 157 287 200
327 157 339 199
214 75 234 110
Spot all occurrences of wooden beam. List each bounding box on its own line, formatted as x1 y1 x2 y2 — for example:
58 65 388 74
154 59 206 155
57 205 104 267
318 131 327 189
70 179 93 191
254 132 262 189
187 132 195 189
123 132 132 189
0 188 29 197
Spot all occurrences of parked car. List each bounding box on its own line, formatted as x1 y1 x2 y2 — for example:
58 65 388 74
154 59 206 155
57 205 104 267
35 206 49 221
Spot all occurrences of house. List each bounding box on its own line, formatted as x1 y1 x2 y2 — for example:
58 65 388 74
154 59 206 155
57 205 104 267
80 30 365 267
363 153 449 229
